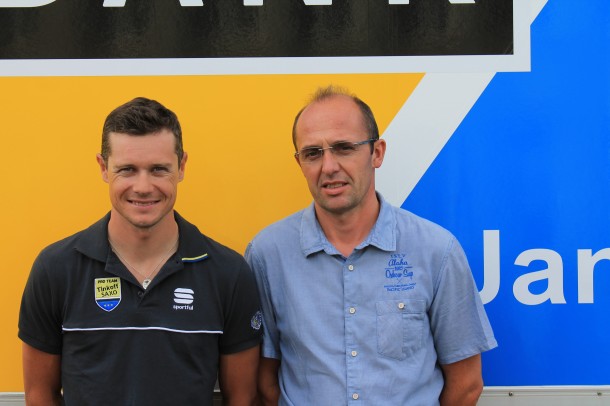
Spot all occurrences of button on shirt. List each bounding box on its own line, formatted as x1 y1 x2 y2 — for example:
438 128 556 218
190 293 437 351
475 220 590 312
246 194 497 406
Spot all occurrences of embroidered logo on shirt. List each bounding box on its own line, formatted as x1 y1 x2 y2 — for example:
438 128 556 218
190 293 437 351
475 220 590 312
251 310 262 330
173 288 194 311
383 254 417 292
95 277 122 312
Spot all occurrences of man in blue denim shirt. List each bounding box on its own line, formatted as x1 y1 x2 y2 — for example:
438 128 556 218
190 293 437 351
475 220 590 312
246 86 497 405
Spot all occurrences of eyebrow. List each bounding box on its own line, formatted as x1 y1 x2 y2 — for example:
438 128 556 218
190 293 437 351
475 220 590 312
111 162 174 170
299 140 352 149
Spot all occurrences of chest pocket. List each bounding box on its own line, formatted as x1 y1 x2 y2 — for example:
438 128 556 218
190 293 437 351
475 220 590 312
376 299 426 360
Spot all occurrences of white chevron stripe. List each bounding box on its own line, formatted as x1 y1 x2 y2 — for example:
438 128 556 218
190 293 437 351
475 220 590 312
377 72 494 206
377 0 548 206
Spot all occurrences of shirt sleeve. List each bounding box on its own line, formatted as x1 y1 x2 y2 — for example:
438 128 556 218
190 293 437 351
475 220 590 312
218 256 262 354
429 237 498 365
18 252 63 355
245 241 281 360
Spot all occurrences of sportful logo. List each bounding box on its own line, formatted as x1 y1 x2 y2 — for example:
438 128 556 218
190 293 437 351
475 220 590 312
173 288 194 311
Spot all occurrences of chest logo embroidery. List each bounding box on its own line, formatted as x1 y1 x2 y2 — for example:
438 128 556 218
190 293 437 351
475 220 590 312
173 288 194 311
384 253 417 292
95 277 122 312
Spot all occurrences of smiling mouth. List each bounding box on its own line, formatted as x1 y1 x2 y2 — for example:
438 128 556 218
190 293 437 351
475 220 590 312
129 200 159 207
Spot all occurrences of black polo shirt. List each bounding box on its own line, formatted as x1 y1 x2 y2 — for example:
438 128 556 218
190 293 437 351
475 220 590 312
19 212 262 405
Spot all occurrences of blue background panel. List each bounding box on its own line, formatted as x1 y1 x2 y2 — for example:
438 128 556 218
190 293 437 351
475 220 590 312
404 0 610 386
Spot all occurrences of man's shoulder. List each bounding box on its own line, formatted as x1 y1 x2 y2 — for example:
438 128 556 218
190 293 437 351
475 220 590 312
250 209 304 246
194 232 245 264
176 213 248 266
392 205 457 245
37 232 80 262
37 216 107 261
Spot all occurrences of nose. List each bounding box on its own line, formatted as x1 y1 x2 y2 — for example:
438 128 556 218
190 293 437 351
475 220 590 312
132 172 154 194
320 147 340 175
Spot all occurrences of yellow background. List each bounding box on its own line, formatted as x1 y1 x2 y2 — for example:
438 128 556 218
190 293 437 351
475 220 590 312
0 73 422 390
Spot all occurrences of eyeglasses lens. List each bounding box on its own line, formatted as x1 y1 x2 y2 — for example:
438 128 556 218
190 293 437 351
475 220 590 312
298 140 371 163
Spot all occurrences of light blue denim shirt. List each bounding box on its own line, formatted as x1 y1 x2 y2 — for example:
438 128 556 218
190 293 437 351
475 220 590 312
246 194 497 406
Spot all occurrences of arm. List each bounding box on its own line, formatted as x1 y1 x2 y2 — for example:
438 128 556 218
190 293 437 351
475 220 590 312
257 357 280 406
439 354 483 406
218 345 260 406
22 343 62 406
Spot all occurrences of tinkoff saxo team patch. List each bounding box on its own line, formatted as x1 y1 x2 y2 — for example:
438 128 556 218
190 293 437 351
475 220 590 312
95 277 122 312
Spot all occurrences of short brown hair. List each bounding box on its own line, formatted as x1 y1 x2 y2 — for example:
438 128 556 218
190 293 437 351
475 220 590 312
101 97 184 164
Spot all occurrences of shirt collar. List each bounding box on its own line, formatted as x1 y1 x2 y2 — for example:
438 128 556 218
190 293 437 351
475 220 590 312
300 192 397 257
75 213 111 263
75 211 210 263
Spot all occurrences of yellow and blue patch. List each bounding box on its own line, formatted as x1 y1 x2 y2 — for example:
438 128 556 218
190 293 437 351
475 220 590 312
95 277 122 312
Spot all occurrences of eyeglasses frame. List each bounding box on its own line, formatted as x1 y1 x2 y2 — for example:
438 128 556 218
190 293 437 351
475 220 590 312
294 138 378 162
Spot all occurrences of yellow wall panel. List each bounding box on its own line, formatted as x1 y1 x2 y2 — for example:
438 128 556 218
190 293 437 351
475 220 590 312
0 73 422 390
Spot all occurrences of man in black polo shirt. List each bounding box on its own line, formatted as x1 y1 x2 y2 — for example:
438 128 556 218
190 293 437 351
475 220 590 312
19 97 262 405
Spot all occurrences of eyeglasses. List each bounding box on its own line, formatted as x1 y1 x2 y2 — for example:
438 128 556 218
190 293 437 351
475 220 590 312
294 139 376 163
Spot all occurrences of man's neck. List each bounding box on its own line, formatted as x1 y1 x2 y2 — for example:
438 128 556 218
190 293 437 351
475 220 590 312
107 211 179 260
315 196 380 258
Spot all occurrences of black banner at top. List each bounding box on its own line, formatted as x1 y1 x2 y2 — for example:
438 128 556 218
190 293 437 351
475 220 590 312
0 0 513 59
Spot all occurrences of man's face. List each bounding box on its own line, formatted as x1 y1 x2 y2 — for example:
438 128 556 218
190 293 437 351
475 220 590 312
294 95 385 217
97 129 186 231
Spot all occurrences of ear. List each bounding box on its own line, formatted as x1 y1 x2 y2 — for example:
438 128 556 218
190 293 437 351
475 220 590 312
96 154 109 183
178 151 188 182
372 138 386 169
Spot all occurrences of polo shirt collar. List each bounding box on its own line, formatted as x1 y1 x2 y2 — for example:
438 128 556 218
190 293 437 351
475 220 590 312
75 211 210 263
300 192 397 257
75 213 111 263
174 212 211 262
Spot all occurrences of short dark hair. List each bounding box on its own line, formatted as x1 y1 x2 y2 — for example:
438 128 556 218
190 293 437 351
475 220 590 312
291 85 380 150
101 97 184 164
